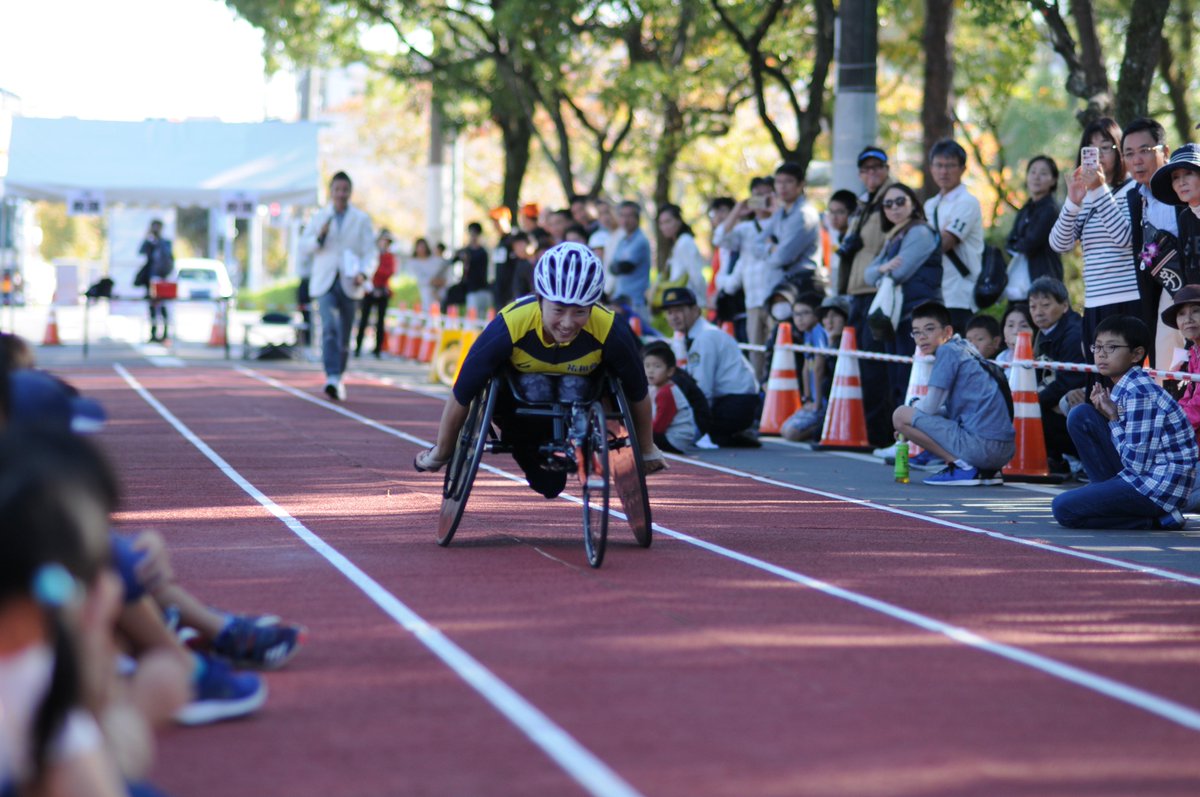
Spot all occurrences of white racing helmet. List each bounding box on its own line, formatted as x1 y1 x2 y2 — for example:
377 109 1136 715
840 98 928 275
533 242 605 306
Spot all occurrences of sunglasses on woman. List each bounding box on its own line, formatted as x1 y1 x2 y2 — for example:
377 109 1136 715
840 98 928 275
882 197 909 209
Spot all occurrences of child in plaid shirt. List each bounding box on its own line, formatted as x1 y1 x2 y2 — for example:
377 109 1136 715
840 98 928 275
1052 315 1198 530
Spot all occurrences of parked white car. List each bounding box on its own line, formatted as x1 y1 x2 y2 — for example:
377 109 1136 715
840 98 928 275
174 258 235 300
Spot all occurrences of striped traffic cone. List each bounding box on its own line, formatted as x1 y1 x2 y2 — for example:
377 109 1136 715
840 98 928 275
816 326 871 450
42 307 62 346
902 354 934 458
388 302 409 355
404 304 425 360
207 303 226 348
759 323 802 435
419 305 441 363
1002 330 1056 481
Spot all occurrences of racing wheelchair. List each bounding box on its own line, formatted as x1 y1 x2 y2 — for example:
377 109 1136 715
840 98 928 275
436 369 652 568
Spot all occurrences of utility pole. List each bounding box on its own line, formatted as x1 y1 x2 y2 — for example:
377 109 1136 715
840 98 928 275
427 100 446 248
831 0 878 193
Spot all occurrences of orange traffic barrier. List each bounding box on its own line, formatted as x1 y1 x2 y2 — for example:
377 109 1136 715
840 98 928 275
672 330 689 368
1003 330 1052 480
419 306 441 363
817 326 871 450
901 354 934 458
42 307 62 346
759 323 802 435
207 303 226 348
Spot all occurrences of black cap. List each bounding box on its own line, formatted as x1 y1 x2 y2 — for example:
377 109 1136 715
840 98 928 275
660 287 698 308
857 146 889 166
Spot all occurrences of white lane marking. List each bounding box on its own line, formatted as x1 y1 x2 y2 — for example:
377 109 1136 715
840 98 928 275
114 364 643 797
238 365 1200 732
350 371 1200 588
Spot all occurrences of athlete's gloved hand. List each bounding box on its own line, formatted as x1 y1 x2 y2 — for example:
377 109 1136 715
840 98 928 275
641 445 668 474
414 447 450 473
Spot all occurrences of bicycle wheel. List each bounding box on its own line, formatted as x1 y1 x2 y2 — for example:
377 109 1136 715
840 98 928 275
437 379 497 546
579 400 610 568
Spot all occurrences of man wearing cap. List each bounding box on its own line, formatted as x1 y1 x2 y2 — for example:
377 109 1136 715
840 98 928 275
753 162 823 295
843 146 900 450
662 287 761 447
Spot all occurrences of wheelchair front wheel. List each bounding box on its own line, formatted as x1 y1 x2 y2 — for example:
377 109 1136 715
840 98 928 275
578 401 610 568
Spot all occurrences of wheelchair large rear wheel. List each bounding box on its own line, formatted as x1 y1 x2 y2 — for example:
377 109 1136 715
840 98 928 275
437 380 497 546
609 378 653 548
579 401 610 568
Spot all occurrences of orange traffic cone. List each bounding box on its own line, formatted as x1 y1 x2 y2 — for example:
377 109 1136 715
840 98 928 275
672 330 689 368
817 326 871 450
42 307 62 346
721 321 736 338
902 354 934 458
1003 330 1055 481
207 303 226 347
388 302 409 355
403 304 424 360
759 323 802 435
629 315 644 338
419 306 442 363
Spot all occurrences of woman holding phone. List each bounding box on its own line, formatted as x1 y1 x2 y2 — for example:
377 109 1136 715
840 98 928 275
1049 116 1138 361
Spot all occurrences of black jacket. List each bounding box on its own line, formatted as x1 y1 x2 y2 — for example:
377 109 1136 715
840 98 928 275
1006 194 1063 283
1034 309 1086 408
1127 189 1166 363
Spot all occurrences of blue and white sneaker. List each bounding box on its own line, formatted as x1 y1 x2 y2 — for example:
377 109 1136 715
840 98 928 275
176 653 267 726
924 464 1001 486
908 450 941 471
210 615 306 671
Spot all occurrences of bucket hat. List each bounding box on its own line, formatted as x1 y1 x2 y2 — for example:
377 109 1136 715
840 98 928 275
1160 283 1200 329
1150 144 1200 205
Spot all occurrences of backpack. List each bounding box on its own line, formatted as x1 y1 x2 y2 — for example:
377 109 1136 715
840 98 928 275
972 245 1009 309
669 368 713 437
969 348 1014 420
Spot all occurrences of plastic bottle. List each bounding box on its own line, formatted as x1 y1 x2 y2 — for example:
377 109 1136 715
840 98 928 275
894 435 910 484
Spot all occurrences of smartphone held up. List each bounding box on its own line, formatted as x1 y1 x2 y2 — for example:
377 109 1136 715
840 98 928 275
1081 146 1100 171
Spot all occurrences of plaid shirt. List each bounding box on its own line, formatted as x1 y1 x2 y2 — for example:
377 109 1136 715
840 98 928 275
1110 368 1198 511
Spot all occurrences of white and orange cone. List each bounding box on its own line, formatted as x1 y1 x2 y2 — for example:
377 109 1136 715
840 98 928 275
42 307 62 346
1002 330 1052 480
759 323 802 435
817 326 871 450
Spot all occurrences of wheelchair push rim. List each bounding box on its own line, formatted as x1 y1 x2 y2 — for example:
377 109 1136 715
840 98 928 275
609 377 653 548
437 381 496 546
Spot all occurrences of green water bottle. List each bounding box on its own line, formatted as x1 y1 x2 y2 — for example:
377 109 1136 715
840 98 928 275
894 435 910 484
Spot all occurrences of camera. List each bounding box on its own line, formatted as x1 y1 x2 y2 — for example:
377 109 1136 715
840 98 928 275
836 233 864 259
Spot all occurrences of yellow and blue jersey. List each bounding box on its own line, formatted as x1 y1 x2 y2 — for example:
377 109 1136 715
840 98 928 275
452 296 648 405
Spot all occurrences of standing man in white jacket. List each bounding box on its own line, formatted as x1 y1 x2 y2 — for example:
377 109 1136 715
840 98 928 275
301 171 377 400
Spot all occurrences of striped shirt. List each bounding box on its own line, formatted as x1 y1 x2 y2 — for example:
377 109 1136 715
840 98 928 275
1049 181 1139 308
1109 367 1198 512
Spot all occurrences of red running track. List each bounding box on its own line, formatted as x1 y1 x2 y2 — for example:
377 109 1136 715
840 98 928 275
71 364 1200 797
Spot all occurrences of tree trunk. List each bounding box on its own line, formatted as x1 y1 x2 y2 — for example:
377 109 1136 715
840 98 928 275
921 0 955 198
1160 33 1195 143
497 111 533 218
653 99 685 271
1114 0 1172 124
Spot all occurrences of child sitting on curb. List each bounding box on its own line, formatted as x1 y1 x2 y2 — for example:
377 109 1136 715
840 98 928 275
892 301 1016 486
643 341 697 454
780 293 830 442
1052 316 1197 530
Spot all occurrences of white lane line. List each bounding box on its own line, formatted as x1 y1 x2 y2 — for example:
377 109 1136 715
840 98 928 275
239 365 1200 733
349 370 1200 588
114 364 643 797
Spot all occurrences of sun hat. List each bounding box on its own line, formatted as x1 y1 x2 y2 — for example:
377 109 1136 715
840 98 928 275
1150 144 1200 205
1160 284 1200 329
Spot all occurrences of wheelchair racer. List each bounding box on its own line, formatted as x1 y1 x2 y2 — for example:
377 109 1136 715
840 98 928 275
415 242 666 497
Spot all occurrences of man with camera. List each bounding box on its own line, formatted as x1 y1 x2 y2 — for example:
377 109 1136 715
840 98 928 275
609 201 653 323
842 146 901 450
715 176 778 378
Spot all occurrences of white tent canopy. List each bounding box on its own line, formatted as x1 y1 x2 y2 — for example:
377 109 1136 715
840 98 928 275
4 117 319 207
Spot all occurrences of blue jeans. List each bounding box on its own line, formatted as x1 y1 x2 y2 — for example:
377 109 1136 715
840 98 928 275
319 280 359 380
1051 404 1164 529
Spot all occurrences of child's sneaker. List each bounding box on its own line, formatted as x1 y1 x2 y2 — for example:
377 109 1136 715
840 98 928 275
210 615 306 671
176 654 267 726
908 450 941 471
924 464 986 486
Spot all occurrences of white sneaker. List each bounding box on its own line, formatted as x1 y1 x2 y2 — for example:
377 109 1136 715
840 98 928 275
695 433 719 450
873 443 897 459
336 380 347 401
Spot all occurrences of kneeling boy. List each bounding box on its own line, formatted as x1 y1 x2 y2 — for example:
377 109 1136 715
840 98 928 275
892 302 1016 486
1051 316 1197 530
